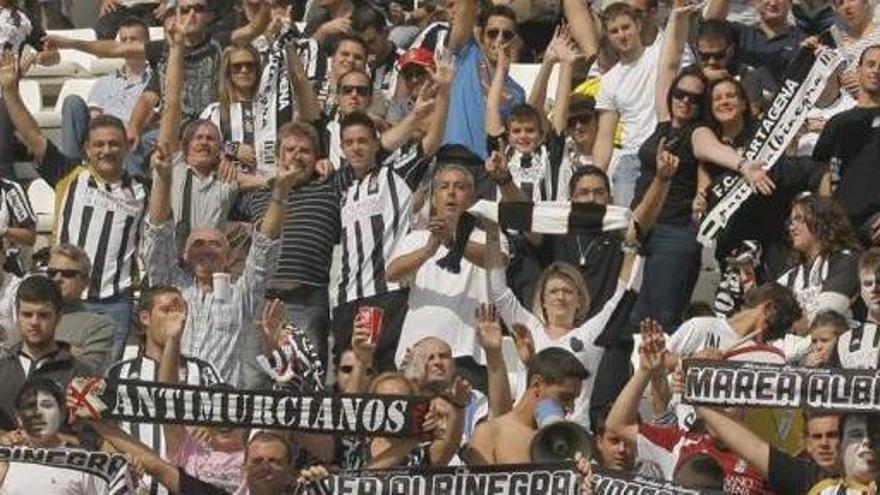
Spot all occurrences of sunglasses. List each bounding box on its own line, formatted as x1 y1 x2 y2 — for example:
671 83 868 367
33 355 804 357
567 114 593 128
698 49 727 62
672 87 702 104
47 268 84 279
486 28 516 42
229 61 256 73
179 4 209 14
340 84 371 96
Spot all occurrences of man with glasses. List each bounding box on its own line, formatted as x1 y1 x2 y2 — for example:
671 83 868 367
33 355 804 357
5 244 115 373
352 6 404 109
443 2 525 159
317 34 368 112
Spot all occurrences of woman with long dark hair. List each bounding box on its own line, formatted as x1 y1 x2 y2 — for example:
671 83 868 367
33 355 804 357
778 194 861 321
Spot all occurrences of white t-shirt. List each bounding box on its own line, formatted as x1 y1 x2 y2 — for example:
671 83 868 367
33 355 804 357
0 273 21 341
666 316 741 355
392 229 508 367
595 38 662 153
493 280 628 430
0 462 101 495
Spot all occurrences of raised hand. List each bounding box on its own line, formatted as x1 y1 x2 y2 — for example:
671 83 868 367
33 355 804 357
574 451 594 494
475 303 503 353
510 323 535 364
638 319 667 373
0 49 19 91
432 50 454 89
484 150 509 182
319 17 352 37
427 215 452 252
297 465 331 483
260 298 290 351
351 312 376 365
218 157 237 184
656 138 680 181
545 23 579 65
100 0 120 15
150 142 173 179
412 82 438 120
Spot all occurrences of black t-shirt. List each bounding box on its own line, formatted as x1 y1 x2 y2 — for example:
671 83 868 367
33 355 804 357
730 22 805 83
767 446 827 495
179 468 231 495
546 232 625 318
144 33 231 125
812 105 880 227
634 121 699 225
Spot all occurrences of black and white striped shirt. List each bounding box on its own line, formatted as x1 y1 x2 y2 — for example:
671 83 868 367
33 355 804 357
235 171 350 288
41 142 147 300
837 322 880 369
338 143 431 304
0 178 36 273
106 354 221 495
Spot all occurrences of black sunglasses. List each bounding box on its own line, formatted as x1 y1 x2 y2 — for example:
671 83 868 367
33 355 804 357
486 28 516 42
698 48 727 62
229 61 256 73
180 4 209 14
340 84 371 96
567 114 593 128
672 87 702 104
47 268 84 279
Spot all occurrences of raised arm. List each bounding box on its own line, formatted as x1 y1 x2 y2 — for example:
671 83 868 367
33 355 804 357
592 110 619 171
230 0 271 47
475 304 513 417
563 0 599 62
696 406 771 476
157 17 184 153
380 83 437 153
90 421 182 494
286 44 320 123
258 164 299 239
157 300 188 459
0 50 48 162
550 29 579 136
448 0 478 52
386 223 448 283
148 143 174 224
421 51 454 157
485 46 510 138
346 316 375 393
704 0 731 19
656 2 695 121
607 320 668 443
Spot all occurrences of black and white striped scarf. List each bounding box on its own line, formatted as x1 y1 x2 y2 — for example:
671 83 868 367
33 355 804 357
256 28 325 171
438 201 631 272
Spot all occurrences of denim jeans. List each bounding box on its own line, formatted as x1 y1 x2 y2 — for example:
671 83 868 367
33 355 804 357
275 285 331 368
61 95 89 160
633 223 702 333
83 291 133 363
123 127 159 180
611 152 641 209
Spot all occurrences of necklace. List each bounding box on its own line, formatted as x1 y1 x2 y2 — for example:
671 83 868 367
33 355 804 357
575 235 597 265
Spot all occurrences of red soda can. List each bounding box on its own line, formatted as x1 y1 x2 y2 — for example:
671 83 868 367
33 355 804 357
357 306 384 344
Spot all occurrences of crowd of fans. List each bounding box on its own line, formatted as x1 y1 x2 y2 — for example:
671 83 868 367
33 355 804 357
0 0 878 492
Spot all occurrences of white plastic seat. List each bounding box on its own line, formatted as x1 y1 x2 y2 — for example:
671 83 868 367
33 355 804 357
34 78 98 128
508 63 559 104
27 29 98 78
18 79 43 115
27 178 55 235
148 26 165 41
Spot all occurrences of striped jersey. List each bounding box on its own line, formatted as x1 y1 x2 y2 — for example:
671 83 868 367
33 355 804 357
41 142 147 300
0 178 36 274
338 143 431 304
837 322 880 368
106 354 221 495
235 171 350 288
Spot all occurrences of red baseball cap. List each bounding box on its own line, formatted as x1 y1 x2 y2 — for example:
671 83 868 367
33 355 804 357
398 48 435 69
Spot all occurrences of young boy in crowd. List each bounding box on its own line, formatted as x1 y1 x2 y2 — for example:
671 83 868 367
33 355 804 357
837 248 880 368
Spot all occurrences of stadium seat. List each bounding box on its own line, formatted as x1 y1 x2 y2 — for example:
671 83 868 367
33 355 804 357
149 26 165 41
27 178 55 235
508 63 559 105
34 78 98 128
18 79 43 116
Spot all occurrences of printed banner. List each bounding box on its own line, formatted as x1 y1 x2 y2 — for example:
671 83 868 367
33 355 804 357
0 445 132 494
592 467 723 494
67 377 429 438
683 359 880 412
697 47 842 245
293 463 581 495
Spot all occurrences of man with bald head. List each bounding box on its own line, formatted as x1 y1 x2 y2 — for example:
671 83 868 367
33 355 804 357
142 119 303 385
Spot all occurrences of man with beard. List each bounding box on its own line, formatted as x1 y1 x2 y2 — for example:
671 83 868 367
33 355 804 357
698 408 880 494
0 49 147 362
836 248 880 368
0 378 106 493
